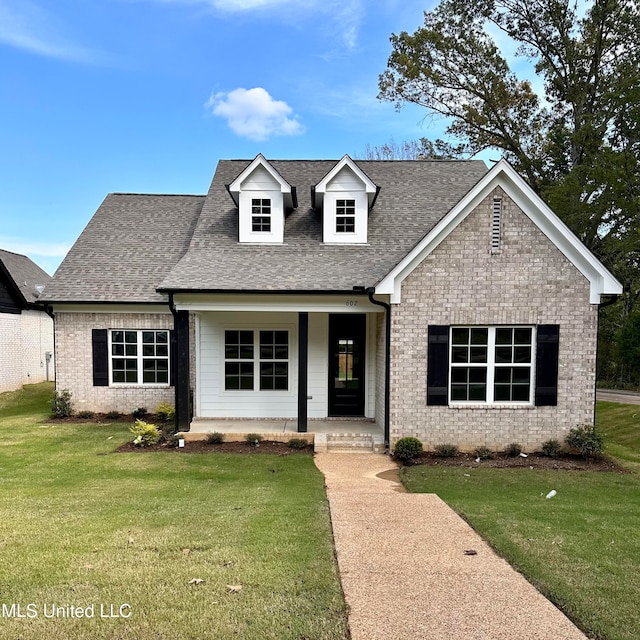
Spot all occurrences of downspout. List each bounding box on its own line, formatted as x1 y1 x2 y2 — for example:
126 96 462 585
44 304 56 387
367 287 391 452
594 293 620 425
168 293 179 432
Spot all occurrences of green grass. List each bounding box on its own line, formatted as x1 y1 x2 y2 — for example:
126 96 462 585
0 383 349 640
402 401 640 640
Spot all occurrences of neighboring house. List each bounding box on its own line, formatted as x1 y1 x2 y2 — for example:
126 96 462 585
42 155 622 450
0 249 54 392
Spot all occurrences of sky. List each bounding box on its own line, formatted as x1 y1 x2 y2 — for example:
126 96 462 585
0 0 489 275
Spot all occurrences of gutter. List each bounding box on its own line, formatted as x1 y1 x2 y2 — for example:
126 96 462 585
366 287 391 451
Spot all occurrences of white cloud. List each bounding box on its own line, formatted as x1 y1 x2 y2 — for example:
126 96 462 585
0 0 100 62
205 87 304 141
0 237 71 275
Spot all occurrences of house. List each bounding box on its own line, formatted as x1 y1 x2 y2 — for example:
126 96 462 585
0 249 55 392
42 155 622 450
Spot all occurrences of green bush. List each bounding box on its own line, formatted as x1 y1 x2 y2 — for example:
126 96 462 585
541 439 562 458
206 432 225 445
393 437 423 462
565 425 603 459
287 438 309 450
245 433 264 446
106 411 120 420
155 403 175 422
130 420 161 447
51 389 73 418
474 446 493 460
132 407 147 419
434 443 459 458
504 442 523 457
76 410 95 419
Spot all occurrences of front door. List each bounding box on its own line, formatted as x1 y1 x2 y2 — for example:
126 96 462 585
328 314 366 416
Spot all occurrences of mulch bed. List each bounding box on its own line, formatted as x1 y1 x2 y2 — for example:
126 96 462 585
49 413 167 424
405 451 625 472
116 440 313 455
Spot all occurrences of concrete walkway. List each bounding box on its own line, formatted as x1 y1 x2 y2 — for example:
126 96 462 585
315 453 588 640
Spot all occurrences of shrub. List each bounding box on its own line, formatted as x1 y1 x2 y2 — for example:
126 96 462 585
106 411 120 420
393 437 423 462
434 443 459 458
132 407 147 419
504 442 523 457
565 425 603 459
474 446 493 460
51 389 73 418
156 403 175 422
245 433 264 446
130 420 161 447
541 439 562 458
77 410 95 419
287 438 309 450
205 432 225 445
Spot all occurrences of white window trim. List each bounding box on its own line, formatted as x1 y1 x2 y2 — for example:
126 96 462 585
223 328 290 393
449 326 535 405
108 329 171 387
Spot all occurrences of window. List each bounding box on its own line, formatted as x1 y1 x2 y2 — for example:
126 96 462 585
110 330 169 385
450 327 533 403
251 198 271 232
335 199 356 233
224 330 289 391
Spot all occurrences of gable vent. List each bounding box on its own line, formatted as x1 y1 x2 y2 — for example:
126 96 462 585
491 197 502 252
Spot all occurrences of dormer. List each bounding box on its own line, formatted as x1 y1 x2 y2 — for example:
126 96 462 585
313 155 379 244
227 154 296 244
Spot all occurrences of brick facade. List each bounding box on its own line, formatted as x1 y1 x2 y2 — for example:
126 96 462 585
0 310 54 392
389 189 598 451
54 311 180 413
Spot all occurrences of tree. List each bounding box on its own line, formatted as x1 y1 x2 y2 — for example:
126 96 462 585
378 0 640 387
359 138 466 160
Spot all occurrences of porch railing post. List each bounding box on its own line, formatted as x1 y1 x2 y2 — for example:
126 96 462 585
298 312 308 432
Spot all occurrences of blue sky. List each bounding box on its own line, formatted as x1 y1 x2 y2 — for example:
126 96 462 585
0 0 467 274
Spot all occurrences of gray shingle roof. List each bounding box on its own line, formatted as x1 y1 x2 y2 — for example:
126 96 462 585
0 249 51 305
44 159 488 303
42 195 204 303
158 159 487 293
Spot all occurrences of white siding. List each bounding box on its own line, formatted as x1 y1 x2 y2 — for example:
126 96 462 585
197 311 377 420
326 167 365 191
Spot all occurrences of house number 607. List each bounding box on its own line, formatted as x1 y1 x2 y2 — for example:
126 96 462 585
346 300 358 307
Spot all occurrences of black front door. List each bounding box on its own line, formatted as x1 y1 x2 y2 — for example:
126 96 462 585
328 314 366 416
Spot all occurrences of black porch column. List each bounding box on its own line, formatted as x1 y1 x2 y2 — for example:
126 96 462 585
174 310 191 432
297 312 308 432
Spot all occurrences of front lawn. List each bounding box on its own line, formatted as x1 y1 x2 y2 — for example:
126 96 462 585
402 401 640 640
0 383 349 640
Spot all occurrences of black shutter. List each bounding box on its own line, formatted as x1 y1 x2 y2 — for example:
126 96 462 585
92 329 109 387
535 325 559 406
427 325 449 405
170 330 176 387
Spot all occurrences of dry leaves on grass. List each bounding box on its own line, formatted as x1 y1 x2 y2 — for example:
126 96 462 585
226 584 242 593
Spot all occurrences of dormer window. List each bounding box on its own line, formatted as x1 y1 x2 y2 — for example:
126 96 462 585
252 198 272 232
227 154 296 244
313 155 379 244
336 199 356 233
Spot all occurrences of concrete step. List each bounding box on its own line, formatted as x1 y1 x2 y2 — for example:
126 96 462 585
316 433 385 454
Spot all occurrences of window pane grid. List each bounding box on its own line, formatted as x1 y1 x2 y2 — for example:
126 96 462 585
450 327 533 404
336 199 356 233
111 330 170 385
251 198 271 232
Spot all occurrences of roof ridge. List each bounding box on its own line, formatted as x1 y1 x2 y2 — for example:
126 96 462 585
108 192 206 197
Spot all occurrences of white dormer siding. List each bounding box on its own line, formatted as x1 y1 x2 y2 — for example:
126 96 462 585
228 154 294 244
315 155 378 245
237 166 284 243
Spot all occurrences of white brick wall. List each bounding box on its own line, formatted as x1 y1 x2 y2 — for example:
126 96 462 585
389 188 598 451
0 310 54 392
54 312 181 413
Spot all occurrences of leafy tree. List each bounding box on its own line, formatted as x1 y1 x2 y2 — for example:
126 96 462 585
378 0 640 387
